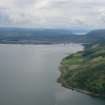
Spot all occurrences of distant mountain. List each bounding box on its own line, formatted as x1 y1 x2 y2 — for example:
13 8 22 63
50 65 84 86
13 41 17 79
0 27 105 44
0 27 84 44
85 29 105 43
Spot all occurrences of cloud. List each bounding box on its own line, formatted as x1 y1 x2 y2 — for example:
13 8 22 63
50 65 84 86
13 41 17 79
0 0 105 28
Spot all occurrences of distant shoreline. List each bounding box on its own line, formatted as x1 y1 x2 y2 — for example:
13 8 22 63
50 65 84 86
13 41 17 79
0 42 82 45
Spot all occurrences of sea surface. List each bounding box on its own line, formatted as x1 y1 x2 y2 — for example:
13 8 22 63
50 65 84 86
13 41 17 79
0 44 104 105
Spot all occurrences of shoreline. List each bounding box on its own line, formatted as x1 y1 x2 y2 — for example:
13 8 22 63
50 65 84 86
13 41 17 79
58 78 105 98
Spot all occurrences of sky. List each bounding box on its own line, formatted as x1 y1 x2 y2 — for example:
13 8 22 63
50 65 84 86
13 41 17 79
0 0 105 29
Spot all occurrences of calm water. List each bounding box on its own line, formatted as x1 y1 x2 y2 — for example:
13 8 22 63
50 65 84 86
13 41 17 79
0 44 104 105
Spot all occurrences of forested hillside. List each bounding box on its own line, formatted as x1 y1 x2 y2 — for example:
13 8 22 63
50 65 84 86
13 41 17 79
59 43 105 97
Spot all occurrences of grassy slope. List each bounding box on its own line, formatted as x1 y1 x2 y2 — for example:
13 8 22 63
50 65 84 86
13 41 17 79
59 43 105 97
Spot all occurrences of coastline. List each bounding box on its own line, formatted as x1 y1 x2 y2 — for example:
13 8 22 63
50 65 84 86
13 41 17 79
58 77 105 98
